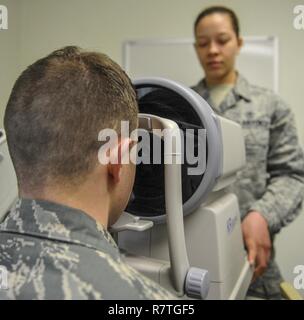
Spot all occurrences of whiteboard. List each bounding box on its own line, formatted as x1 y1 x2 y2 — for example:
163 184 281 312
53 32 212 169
123 36 279 92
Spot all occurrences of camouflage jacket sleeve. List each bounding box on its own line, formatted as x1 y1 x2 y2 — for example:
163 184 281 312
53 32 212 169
248 97 304 234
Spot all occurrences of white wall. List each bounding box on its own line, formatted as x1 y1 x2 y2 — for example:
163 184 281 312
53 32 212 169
0 0 20 127
0 0 303 294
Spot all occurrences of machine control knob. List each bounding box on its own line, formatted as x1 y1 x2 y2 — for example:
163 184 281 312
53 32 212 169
185 267 210 299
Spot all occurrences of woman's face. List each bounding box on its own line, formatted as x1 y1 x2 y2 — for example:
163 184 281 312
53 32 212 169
194 13 242 84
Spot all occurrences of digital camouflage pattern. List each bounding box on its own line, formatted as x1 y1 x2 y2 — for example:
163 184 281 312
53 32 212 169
0 198 175 300
192 74 304 299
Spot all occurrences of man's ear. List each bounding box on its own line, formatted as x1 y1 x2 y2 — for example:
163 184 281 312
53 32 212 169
108 163 122 184
107 138 132 184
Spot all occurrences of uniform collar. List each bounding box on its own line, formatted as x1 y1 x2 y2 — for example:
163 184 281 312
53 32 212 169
0 198 119 255
233 73 252 102
193 73 252 112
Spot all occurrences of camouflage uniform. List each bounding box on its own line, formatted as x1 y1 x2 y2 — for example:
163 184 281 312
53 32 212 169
192 74 304 299
0 198 175 300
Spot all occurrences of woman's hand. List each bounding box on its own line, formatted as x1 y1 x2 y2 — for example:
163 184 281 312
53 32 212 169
242 211 272 282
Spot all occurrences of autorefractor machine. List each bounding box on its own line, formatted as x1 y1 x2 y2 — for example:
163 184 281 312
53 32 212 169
0 77 253 300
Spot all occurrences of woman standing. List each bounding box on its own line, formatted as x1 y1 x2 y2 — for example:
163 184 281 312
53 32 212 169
192 6 304 299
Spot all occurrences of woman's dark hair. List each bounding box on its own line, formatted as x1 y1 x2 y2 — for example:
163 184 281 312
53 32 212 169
194 6 240 37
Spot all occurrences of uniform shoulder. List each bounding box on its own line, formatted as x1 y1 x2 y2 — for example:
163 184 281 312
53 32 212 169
249 83 274 95
247 83 291 114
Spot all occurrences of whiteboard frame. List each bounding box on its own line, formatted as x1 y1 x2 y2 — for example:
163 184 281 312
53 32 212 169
122 36 279 93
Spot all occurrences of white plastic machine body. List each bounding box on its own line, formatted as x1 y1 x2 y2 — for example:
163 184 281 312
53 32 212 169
112 78 253 299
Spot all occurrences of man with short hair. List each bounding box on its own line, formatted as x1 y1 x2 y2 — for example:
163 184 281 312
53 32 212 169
0 46 174 300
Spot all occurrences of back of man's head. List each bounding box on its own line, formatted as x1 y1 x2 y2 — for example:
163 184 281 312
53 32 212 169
4 46 138 193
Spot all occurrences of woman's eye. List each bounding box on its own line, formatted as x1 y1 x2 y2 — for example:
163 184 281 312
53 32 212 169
218 38 230 45
198 42 208 48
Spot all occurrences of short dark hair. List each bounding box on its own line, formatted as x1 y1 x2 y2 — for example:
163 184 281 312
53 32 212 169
194 6 240 38
4 46 138 192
